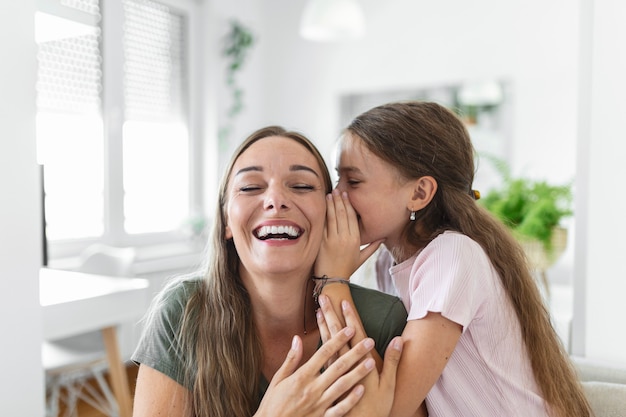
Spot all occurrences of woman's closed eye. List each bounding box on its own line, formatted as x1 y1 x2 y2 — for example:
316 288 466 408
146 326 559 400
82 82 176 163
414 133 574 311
291 183 316 192
239 185 263 193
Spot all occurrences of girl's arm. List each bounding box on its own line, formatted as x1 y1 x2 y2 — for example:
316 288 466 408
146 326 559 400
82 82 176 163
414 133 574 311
317 296 460 417
315 191 383 342
390 313 462 417
317 191 461 417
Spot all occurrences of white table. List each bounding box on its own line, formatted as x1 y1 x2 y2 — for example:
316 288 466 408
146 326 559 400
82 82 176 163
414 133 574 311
40 267 149 417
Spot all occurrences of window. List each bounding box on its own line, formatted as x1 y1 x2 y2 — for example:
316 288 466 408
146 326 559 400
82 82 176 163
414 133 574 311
36 0 200 260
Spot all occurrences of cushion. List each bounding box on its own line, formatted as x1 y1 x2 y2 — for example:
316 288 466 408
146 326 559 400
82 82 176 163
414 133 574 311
581 381 626 417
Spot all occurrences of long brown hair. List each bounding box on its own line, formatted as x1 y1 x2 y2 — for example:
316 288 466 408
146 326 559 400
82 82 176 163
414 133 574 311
347 101 590 417
176 126 332 417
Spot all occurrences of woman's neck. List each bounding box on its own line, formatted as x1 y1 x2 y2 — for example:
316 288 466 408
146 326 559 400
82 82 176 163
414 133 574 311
242 270 317 336
245 277 319 380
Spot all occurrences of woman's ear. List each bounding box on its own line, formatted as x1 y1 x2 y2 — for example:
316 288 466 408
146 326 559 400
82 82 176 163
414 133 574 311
408 176 438 211
225 224 233 239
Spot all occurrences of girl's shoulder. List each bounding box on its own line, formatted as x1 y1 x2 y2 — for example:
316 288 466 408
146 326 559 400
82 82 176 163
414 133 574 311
428 231 485 257
415 231 491 273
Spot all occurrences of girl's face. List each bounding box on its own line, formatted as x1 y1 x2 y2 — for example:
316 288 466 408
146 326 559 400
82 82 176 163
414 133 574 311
335 132 414 249
224 136 327 279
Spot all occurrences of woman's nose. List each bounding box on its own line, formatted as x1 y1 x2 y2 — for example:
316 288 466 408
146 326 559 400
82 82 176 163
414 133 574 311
264 186 290 211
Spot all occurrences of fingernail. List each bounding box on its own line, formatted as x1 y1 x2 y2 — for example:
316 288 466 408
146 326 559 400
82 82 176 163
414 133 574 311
393 338 403 351
316 309 323 322
344 326 355 337
341 300 350 311
326 193 332 200
354 384 364 397
318 294 327 307
363 338 374 350
342 191 348 199
291 336 300 350
364 358 375 370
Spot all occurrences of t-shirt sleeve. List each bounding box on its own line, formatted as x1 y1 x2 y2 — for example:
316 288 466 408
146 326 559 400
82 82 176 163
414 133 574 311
131 278 199 388
350 284 408 357
406 233 491 330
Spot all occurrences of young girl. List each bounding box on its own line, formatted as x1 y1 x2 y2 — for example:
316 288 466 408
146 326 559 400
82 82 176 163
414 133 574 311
317 101 591 417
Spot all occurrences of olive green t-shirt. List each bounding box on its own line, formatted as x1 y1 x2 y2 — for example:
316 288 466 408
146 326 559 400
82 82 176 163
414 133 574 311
132 276 407 399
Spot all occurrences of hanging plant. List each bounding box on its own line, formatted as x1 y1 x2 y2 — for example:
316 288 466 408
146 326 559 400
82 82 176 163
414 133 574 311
219 19 255 150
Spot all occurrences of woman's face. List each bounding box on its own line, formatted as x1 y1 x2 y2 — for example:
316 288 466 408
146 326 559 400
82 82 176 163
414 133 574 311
335 132 414 248
224 136 327 279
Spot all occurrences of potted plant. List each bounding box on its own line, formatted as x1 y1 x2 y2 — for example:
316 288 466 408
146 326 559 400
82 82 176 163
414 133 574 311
479 155 573 273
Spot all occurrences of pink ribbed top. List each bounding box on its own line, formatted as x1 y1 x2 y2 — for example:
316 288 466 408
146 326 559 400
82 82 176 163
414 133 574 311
382 231 549 416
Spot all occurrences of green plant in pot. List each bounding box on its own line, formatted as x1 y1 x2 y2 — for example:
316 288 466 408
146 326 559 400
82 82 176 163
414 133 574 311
479 155 573 275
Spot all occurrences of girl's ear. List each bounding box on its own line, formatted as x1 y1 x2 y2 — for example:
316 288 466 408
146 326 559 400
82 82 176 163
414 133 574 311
225 224 233 239
408 176 438 211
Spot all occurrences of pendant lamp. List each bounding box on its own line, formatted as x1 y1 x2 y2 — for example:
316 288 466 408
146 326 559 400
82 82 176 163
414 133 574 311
300 0 366 42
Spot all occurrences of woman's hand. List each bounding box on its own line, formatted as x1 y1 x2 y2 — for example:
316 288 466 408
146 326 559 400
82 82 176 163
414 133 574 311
315 190 383 279
255 326 378 417
317 295 404 417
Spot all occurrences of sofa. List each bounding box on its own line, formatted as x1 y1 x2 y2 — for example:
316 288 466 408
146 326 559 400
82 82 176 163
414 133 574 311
571 356 626 417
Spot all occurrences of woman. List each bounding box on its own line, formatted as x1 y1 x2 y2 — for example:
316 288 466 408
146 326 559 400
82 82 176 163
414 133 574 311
131 126 407 417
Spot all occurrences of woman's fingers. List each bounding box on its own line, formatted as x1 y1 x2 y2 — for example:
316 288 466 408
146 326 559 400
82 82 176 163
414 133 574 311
318 295 350 360
340 299 369 342
268 335 304 389
379 336 404 392
317 308 331 344
316 307 339 369
324 385 365 417
318 295 345 336
259 329 376 417
318 339 376 404
299 326 355 377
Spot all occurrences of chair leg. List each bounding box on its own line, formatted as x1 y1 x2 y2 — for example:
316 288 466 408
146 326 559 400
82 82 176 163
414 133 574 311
46 363 121 417
45 377 61 417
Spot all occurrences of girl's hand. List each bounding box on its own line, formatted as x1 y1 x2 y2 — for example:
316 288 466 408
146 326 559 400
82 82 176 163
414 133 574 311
317 295 404 417
315 190 383 279
254 327 377 417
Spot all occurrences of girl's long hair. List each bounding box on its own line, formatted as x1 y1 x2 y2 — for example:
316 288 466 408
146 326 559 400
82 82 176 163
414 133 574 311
176 126 332 416
347 101 591 417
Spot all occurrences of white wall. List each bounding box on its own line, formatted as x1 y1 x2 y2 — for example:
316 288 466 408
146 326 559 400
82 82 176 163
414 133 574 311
237 0 580 185
572 0 626 365
0 0 46 414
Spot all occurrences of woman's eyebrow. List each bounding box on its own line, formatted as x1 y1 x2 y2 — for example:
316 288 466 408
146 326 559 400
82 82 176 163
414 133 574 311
290 164 319 177
234 165 319 177
234 166 262 176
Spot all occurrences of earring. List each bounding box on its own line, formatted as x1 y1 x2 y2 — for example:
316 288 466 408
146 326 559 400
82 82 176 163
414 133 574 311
410 211 416 221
